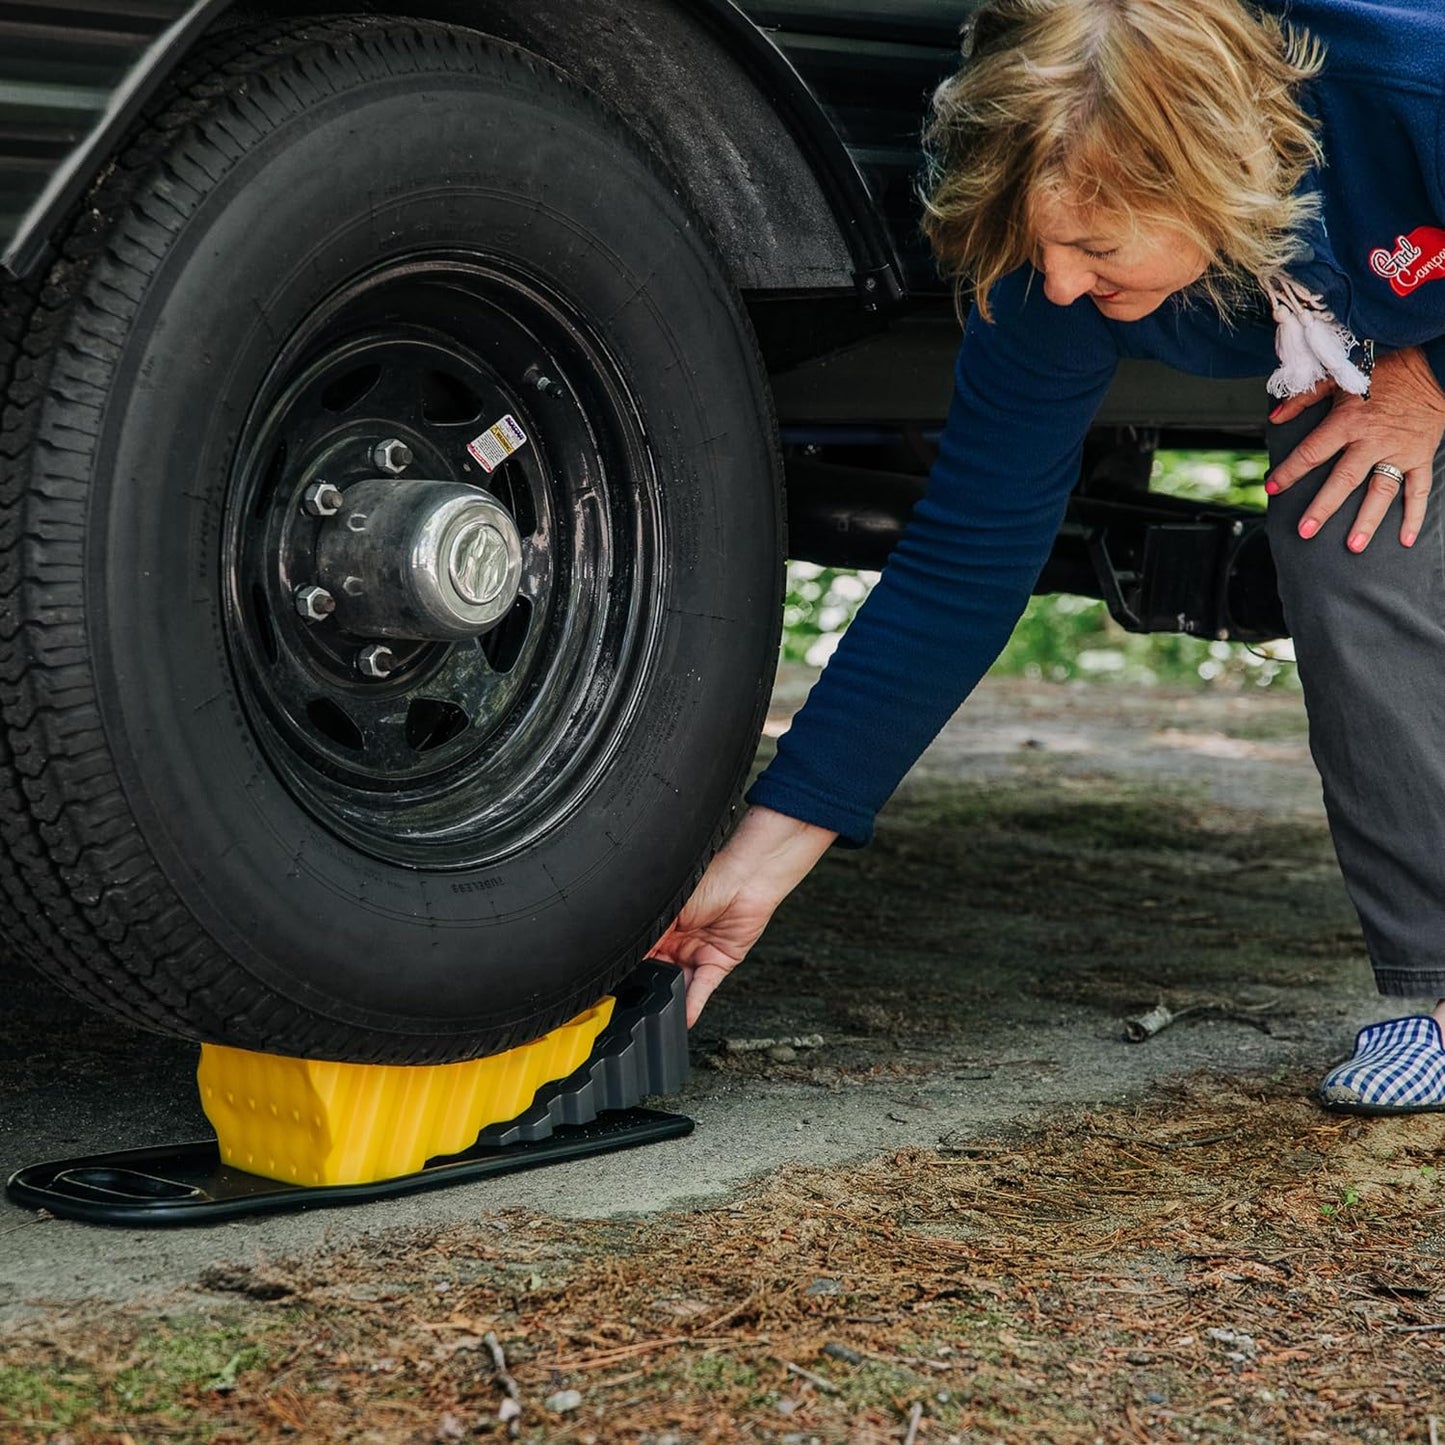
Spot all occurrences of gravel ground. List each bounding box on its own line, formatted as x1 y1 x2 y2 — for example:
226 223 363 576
1 667 1414 1321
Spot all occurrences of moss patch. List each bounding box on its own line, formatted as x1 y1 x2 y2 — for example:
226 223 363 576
1 1314 284 1439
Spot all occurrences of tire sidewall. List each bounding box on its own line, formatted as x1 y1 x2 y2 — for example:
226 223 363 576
80 41 779 1039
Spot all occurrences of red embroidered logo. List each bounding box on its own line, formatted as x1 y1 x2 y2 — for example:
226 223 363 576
1369 226 1445 296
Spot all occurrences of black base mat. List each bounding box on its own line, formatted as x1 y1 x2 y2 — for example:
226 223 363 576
6 1107 693 1227
7 960 694 1227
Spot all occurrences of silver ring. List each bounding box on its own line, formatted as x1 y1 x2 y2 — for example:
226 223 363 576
1369 462 1406 485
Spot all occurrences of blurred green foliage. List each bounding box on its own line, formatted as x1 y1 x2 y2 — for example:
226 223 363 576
783 451 1298 691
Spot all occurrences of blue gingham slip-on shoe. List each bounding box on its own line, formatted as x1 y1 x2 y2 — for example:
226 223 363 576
1319 1015 1445 1114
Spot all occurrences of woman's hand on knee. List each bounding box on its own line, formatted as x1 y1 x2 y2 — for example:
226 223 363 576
1265 346 1445 551
650 805 837 1028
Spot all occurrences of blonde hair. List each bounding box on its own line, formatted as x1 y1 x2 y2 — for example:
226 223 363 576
922 0 1326 320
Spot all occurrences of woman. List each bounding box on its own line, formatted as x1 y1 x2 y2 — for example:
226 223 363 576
653 0 1445 1112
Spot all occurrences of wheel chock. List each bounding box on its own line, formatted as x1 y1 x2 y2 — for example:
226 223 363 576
198 996 616 1188
5 960 692 1227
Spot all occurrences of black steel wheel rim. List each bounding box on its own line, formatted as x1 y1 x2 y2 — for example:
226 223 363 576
222 254 663 869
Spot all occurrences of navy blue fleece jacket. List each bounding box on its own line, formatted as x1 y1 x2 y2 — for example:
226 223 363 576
747 0 1445 848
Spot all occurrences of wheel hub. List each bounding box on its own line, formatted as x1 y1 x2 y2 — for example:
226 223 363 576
314 479 524 641
223 253 661 867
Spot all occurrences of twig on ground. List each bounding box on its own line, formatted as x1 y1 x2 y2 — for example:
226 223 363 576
547 1334 724 1371
1095 1130 1242 1152
695 1291 760 1335
903 1401 924 1445
1392 1323 1445 1334
935 1132 1010 1156
1124 995 1279 1042
784 1360 841 1395
1123 1003 1184 1042
592 1370 646 1390
482 1332 523 1439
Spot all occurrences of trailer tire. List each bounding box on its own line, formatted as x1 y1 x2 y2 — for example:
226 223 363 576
0 17 782 1063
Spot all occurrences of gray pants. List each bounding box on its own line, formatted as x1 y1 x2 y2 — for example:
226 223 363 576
1268 399 1445 997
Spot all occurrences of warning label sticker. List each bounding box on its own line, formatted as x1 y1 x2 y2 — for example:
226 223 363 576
467 415 529 473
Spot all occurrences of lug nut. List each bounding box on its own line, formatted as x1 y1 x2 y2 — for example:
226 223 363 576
357 644 397 679
373 439 413 475
294 585 336 623
302 481 345 518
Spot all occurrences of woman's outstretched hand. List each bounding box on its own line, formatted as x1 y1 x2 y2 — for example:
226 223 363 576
651 805 837 1028
1266 345 1445 551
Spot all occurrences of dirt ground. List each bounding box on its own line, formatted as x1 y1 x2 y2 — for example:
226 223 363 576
2 666 1443 1442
